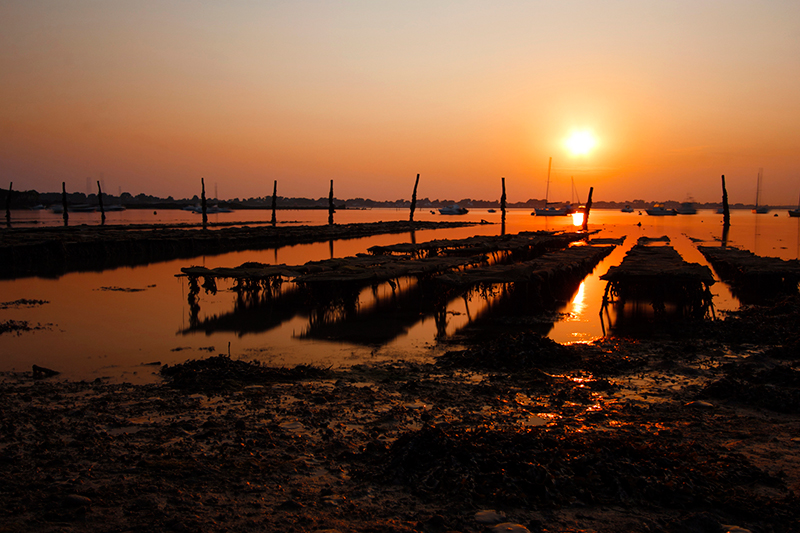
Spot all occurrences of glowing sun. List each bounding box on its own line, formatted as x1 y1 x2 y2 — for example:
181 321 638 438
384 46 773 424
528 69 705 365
565 130 596 156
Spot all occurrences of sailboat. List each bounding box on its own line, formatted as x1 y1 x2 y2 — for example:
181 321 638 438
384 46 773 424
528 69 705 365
789 192 800 217
532 157 569 216
752 168 769 213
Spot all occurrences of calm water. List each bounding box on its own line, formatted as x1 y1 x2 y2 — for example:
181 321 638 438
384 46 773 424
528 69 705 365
2 208 799 383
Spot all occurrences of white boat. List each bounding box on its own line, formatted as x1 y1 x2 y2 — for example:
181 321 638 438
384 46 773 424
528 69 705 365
533 206 570 216
438 204 468 215
532 157 569 216
50 203 95 213
645 204 677 216
186 204 234 214
103 204 126 212
621 205 634 213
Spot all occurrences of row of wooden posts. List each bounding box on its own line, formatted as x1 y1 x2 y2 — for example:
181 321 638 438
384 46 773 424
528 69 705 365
3 174 731 231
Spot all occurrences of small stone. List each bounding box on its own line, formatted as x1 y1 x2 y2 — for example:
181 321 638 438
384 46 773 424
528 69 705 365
492 523 530 533
63 494 92 507
685 400 714 409
475 510 506 524
722 527 752 533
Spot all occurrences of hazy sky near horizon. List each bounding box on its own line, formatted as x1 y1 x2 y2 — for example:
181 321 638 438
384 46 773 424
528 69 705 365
2 1 799 204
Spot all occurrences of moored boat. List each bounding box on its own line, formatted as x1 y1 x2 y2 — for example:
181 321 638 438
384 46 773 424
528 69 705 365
438 204 468 215
621 205 634 213
645 204 677 216
676 198 697 214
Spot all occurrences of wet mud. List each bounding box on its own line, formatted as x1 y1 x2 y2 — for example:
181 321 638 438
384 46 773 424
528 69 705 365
2 295 800 532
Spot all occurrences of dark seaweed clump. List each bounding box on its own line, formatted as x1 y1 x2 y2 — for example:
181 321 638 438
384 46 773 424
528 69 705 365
374 425 793 521
708 294 800 356
699 362 800 413
160 354 330 393
438 332 574 371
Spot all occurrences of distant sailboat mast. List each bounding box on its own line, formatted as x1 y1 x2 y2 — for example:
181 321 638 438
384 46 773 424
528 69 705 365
543 157 552 208
753 168 768 213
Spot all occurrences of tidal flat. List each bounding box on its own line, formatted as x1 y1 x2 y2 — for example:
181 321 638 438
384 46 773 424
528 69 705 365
2 294 799 532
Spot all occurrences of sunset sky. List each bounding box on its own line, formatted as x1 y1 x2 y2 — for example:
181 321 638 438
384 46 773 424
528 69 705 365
2 1 799 204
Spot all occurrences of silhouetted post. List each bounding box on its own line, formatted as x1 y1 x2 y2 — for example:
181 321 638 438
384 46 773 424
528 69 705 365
582 187 594 231
96 181 106 225
328 180 334 225
500 177 507 236
5 181 11 227
409 173 420 222
721 174 730 228
201 178 208 228
61 182 69 227
501 176 507 219
271 180 277 226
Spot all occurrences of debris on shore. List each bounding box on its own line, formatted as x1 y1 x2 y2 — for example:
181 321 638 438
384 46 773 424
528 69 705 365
2 293 799 532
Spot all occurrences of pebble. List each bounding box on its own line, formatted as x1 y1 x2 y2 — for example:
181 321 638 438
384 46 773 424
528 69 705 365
722 527 752 533
685 400 714 409
63 494 92 507
475 509 506 524
491 523 530 533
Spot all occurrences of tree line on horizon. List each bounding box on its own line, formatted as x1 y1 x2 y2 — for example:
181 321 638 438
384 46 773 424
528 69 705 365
0 187 786 210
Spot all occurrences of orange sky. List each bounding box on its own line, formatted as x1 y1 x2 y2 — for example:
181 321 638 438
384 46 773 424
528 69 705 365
2 1 799 204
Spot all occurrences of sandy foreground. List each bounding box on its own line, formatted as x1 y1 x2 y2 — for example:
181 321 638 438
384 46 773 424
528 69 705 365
2 296 800 533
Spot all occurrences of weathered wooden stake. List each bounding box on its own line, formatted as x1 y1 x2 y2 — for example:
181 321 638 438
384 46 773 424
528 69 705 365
721 174 730 228
5 181 11 226
409 173 420 222
61 182 69 227
500 177 507 220
271 180 277 226
96 181 106 225
582 186 594 231
328 180 334 225
201 178 208 228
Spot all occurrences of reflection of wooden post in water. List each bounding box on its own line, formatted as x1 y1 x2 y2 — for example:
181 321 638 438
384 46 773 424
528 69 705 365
501 177 507 235
329 239 334 259
61 182 69 227
5 181 11 227
410 229 416 244
201 178 208 228
328 180 334 225
410 173 419 222
582 187 594 231
271 180 277 226
96 181 106 225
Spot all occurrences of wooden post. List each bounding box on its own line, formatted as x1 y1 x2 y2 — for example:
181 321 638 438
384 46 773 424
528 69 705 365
409 173 420 222
271 180 277 226
5 181 11 226
328 180 334 225
97 181 106 225
582 187 594 231
201 178 208 228
721 174 730 228
500 177 507 220
61 182 69 227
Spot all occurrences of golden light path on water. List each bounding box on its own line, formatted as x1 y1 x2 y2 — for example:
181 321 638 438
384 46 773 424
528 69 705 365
1 208 799 382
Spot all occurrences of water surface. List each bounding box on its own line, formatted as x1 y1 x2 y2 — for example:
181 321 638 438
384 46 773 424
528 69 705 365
2 208 798 382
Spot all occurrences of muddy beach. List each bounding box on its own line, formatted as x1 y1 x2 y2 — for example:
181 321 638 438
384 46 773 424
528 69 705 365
2 291 800 533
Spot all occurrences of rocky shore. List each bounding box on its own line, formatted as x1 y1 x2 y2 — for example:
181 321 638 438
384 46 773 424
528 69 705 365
2 294 799 532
